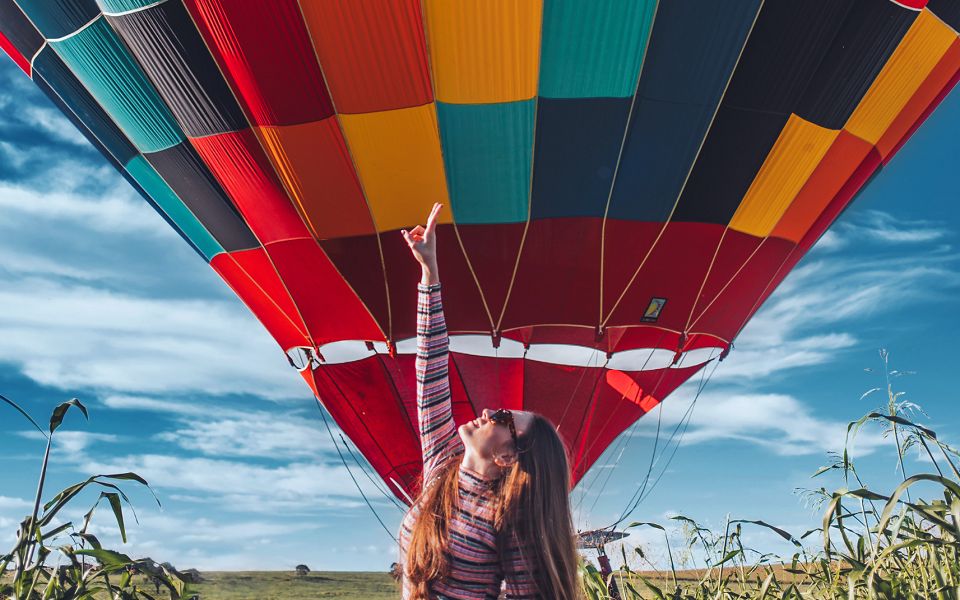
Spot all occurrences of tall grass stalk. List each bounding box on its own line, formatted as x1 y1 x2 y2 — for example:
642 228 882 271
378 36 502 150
579 353 960 599
1 394 186 600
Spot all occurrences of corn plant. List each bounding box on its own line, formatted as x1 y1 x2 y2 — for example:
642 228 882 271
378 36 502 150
578 351 960 599
0 394 186 600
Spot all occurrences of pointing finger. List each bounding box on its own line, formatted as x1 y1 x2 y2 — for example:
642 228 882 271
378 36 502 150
425 203 441 233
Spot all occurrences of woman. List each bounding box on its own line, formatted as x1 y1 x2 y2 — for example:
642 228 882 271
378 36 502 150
398 203 582 600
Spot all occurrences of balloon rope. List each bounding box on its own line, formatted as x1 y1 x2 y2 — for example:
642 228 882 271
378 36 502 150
314 395 399 543
572 328 670 473
608 360 711 529
599 1 765 329
725 244 799 343
556 348 605 432
597 0 663 326
571 338 667 522
584 423 632 518
686 236 771 332
613 365 673 521
629 355 721 509
338 432 408 513
572 352 677 528
608 353 721 529
598 352 712 531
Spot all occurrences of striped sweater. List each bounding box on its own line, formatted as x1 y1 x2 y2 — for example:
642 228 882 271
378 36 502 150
399 282 539 599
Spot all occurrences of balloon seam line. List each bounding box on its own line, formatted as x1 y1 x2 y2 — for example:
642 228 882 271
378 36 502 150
598 0 663 329
100 0 170 18
572 330 668 472
176 4 324 349
16 3 226 264
567 355 611 469
372 352 425 461
493 0 547 334
45 14 102 43
313 393 398 541
600 0 767 328
681 226 730 333
291 0 393 343
222 253 310 342
314 366 406 499
448 353 481 424
687 235 769 333
418 0 497 332
555 348 603 432
28 41 46 76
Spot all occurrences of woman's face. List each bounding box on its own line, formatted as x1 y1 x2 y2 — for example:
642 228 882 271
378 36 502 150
458 408 534 459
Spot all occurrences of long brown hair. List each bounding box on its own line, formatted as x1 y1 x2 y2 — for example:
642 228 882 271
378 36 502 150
405 414 581 599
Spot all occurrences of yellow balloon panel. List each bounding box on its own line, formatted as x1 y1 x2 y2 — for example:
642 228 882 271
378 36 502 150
846 9 958 145
339 104 453 232
729 115 839 238
424 0 543 104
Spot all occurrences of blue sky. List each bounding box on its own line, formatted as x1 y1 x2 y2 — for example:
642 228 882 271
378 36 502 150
0 52 958 572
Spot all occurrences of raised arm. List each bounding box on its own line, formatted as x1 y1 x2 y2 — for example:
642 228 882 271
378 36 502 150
403 204 460 479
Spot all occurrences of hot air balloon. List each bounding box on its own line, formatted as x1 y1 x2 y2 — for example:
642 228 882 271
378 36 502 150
2 0 958 504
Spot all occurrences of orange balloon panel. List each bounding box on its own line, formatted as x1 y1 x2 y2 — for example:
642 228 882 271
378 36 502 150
255 119 375 240
730 115 839 238
876 38 960 161
299 0 433 113
771 131 875 243
846 9 957 145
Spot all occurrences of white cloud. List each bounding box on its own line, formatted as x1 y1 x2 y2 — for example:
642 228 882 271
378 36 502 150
0 179 167 236
634 389 886 458
101 393 342 459
0 495 32 511
100 395 203 415
810 229 845 252
74 453 387 513
710 242 959 383
19 104 89 147
0 146 305 402
0 278 305 400
38 507 338 571
17 430 119 454
153 414 336 459
837 209 950 244
0 249 115 281
0 140 27 169
710 333 857 382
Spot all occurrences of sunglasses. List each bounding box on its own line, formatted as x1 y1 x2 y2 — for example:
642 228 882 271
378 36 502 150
489 409 519 447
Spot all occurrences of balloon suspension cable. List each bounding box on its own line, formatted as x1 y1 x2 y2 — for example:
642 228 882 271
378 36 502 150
313 395 399 543
604 361 674 527
609 359 714 529
584 410 639 519
338 432 408 513
572 330 670 521
608 352 722 530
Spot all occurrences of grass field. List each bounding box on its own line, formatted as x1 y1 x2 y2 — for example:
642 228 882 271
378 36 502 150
3 571 400 599
151 571 399 599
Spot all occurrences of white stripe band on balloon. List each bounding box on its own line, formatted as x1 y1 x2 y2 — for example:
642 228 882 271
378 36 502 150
286 336 723 372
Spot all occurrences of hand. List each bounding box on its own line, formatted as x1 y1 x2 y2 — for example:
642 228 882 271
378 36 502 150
401 203 442 271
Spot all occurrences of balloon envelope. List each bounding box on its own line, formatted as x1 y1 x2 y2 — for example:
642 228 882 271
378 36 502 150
2 0 959 502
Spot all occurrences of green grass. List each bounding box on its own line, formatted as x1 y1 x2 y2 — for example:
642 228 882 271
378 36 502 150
133 571 399 599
